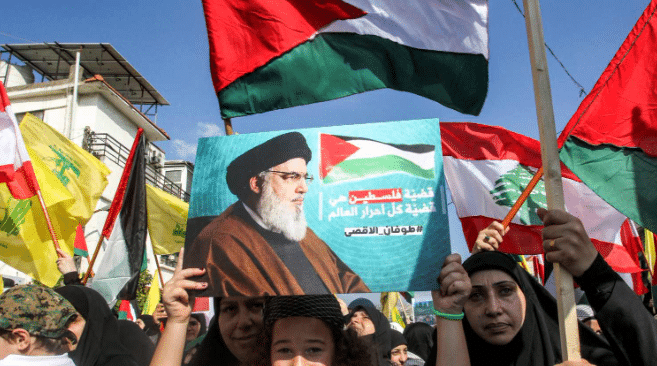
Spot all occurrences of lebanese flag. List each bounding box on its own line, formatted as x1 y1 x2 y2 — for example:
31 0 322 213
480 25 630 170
558 0 657 235
206 0 489 118
0 81 39 199
442 122 641 273
319 133 435 184
90 129 147 304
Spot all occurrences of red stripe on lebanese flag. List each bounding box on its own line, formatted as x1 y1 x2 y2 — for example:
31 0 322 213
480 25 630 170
203 0 366 91
0 81 39 199
441 122 641 273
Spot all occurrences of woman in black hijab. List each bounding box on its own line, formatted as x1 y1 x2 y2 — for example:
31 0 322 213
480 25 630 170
346 304 391 366
117 319 156 366
402 322 432 363
427 209 657 366
55 285 139 366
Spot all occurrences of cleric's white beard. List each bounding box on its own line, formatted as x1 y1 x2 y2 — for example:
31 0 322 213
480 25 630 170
256 179 307 241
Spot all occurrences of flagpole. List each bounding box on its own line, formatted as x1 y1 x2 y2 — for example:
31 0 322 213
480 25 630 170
223 118 234 135
523 0 580 360
153 252 165 289
500 166 544 228
35 190 62 252
82 235 103 284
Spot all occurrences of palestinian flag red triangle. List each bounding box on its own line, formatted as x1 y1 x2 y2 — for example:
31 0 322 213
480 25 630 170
320 134 360 179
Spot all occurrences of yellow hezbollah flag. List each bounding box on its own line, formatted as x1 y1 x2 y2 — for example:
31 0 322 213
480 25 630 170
0 146 78 287
143 269 161 315
381 292 405 329
19 113 111 223
146 184 188 255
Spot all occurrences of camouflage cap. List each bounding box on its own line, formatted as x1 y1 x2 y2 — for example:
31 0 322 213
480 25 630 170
0 284 78 340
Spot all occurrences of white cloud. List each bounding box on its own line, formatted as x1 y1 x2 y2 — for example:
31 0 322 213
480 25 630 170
172 139 197 159
197 122 224 137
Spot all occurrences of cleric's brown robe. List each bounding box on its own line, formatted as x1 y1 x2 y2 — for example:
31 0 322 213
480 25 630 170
185 203 370 296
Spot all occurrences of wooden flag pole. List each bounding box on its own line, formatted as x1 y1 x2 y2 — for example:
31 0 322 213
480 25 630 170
153 251 165 289
223 118 234 135
523 0 580 360
35 190 62 253
82 235 104 284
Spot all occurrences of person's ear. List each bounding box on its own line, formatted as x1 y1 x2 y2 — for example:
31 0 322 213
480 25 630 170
11 329 32 352
249 176 260 194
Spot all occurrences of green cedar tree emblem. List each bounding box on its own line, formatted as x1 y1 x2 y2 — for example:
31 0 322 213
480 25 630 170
489 164 547 225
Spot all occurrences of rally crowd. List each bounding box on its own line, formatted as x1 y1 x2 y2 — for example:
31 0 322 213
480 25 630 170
0 209 657 366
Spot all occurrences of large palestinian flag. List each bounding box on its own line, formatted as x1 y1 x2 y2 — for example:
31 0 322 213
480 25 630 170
320 133 435 184
204 0 489 118
558 0 657 235
442 122 641 273
90 129 147 303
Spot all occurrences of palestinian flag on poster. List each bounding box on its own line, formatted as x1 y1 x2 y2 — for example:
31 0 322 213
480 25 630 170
319 134 435 184
441 122 641 273
558 0 657 235
205 0 489 118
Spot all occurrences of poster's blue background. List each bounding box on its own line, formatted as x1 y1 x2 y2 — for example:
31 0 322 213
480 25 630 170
189 119 449 292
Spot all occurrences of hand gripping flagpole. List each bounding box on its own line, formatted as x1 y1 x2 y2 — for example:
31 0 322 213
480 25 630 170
523 0 580 360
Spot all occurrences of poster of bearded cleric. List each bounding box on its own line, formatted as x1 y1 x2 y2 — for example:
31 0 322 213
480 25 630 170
183 119 450 296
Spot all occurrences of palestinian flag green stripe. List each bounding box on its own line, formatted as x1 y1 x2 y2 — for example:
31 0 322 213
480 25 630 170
219 33 488 118
560 136 657 232
323 155 435 184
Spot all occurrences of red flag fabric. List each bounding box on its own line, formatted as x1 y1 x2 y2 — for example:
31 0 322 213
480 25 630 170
203 0 366 91
558 1 657 235
0 81 39 198
73 224 89 258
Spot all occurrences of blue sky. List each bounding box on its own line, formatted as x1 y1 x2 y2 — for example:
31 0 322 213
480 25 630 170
1 1 650 263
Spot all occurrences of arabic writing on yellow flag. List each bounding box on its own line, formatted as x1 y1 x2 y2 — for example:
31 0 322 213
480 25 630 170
19 113 111 223
146 184 188 255
0 146 78 287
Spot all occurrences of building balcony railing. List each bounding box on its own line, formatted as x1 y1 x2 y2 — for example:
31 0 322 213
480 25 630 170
85 131 191 202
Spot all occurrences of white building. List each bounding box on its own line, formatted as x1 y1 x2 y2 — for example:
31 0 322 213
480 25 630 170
1 43 191 285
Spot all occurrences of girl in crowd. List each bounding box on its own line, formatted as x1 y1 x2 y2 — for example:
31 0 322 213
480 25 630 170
55 285 139 366
264 295 371 366
427 209 657 366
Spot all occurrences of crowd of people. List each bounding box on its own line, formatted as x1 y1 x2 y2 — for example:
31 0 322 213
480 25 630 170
0 209 656 365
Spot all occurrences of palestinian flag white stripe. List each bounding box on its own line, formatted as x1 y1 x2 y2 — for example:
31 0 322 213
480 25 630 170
348 140 435 171
322 0 489 59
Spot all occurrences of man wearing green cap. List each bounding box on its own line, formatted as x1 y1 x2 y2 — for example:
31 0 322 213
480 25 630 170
185 132 370 296
0 284 78 365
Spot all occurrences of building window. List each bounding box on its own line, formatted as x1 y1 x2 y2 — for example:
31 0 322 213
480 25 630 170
165 170 182 185
15 110 44 123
